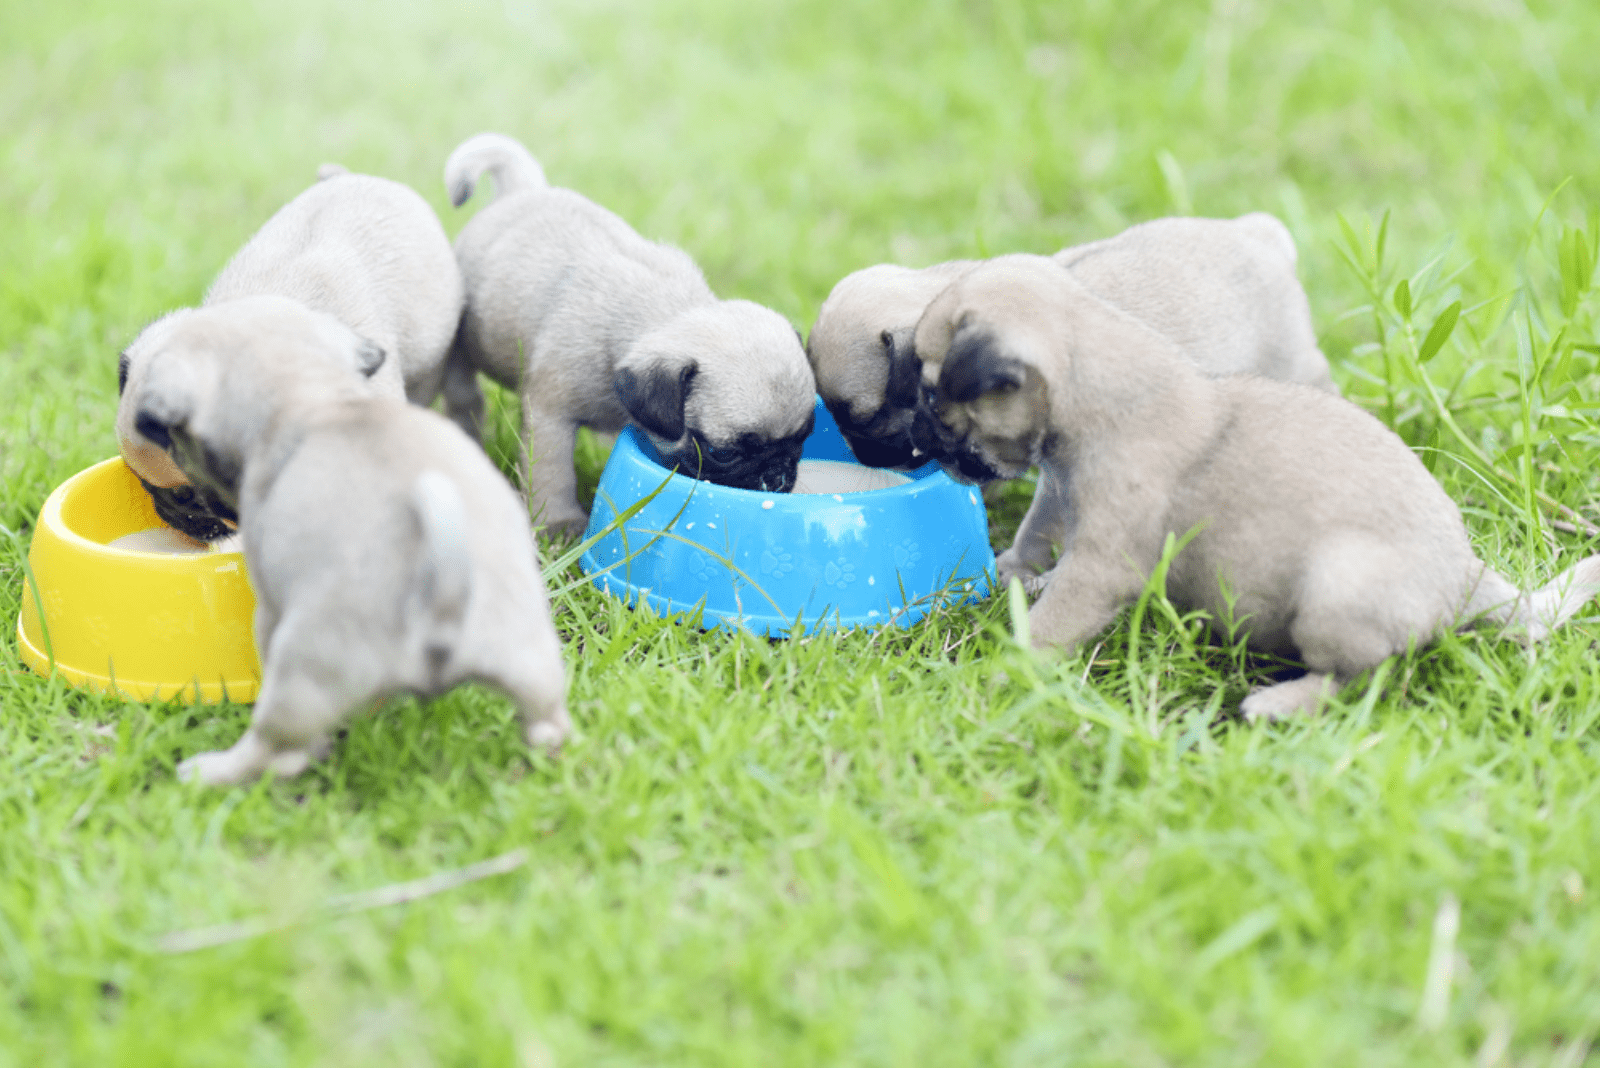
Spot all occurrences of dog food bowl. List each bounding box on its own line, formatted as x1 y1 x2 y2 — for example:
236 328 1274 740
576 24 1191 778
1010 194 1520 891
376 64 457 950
579 398 996 635
14 457 261 702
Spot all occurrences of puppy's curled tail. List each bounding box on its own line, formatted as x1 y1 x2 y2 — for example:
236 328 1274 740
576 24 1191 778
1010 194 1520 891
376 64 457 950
1465 555 1600 644
411 470 473 686
444 132 547 209
316 163 350 182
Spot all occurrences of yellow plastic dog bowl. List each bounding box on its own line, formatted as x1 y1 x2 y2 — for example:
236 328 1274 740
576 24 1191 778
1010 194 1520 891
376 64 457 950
15 457 261 702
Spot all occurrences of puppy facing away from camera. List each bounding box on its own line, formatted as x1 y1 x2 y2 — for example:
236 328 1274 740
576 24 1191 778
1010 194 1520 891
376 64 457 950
806 213 1335 588
445 132 816 536
116 164 466 543
912 254 1600 719
124 295 569 786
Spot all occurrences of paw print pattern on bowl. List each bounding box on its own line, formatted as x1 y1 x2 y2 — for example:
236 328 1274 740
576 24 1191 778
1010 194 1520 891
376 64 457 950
760 547 795 577
580 398 997 636
689 550 721 585
893 540 922 570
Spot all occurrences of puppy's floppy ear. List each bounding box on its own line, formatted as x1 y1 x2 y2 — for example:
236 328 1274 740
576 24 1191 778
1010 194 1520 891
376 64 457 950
354 337 387 378
117 351 131 396
133 390 194 453
882 329 923 411
940 330 1023 403
614 361 698 441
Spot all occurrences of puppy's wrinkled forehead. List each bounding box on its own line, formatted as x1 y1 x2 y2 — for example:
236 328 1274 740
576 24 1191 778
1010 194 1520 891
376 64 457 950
682 300 816 440
808 265 930 421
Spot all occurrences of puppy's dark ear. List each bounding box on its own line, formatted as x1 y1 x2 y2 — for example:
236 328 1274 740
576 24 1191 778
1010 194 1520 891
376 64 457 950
135 411 172 450
940 331 1023 403
881 329 923 411
133 383 196 453
355 337 387 378
117 351 131 396
614 361 698 441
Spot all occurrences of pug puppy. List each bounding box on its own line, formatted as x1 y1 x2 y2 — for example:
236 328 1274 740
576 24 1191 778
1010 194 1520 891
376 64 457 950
116 164 466 542
807 214 1336 588
122 295 570 786
445 132 815 536
912 254 1600 719
809 214 1333 469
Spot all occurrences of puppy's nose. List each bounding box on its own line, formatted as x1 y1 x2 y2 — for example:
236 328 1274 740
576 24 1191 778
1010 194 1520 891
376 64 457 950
135 410 174 450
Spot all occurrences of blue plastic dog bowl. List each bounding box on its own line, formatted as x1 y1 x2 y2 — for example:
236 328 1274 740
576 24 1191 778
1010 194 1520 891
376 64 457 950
578 398 996 635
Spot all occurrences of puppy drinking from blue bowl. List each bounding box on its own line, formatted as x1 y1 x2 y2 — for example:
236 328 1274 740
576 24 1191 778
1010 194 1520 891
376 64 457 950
580 399 995 636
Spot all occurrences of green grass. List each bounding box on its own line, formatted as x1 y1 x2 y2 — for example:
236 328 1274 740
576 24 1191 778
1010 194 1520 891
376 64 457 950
5 0 1600 1063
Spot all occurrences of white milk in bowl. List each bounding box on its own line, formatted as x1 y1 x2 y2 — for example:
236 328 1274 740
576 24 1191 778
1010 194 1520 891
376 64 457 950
110 528 242 554
792 460 911 494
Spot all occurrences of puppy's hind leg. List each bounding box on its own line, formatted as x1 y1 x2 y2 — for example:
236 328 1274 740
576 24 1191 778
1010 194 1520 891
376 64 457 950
521 690 572 754
1240 672 1336 722
177 670 340 786
1242 534 1424 722
178 608 360 787
466 654 571 754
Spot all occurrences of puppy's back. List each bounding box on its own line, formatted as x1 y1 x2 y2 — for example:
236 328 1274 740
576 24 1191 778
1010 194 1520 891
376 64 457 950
253 401 543 624
206 172 463 393
1055 214 1333 391
452 184 713 390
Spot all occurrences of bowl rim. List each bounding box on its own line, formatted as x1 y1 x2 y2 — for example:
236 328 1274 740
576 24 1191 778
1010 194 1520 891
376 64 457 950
624 426 949 505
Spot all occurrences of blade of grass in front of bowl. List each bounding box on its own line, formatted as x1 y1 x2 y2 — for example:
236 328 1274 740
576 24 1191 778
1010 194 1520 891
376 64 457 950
541 465 682 597
622 527 789 622
2 521 55 674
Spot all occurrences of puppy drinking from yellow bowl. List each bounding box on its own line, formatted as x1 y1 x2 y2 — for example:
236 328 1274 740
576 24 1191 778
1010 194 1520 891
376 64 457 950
15 456 260 703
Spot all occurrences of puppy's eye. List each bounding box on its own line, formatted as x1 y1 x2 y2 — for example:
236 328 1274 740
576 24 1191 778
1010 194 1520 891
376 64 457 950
705 443 739 463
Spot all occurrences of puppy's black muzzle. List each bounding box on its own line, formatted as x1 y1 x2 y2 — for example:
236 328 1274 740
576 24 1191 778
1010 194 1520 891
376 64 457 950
132 406 242 542
139 478 239 542
912 393 1003 485
823 397 920 470
658 416 815 493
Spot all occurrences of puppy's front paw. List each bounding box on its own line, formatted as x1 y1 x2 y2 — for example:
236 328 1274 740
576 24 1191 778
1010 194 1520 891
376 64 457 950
995 550 1036 588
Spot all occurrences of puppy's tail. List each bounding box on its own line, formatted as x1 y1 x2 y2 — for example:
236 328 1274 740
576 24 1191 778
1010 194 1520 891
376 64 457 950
411 470 473 686
444 132 547 209
1464 555 1600 644
1233 212 1299 265
316 162 350 182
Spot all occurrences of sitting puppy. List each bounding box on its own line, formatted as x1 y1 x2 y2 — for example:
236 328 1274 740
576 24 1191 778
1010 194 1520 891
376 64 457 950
116 164 466 542
912 254 1600 719
806 213 1336 588
445 132 815 535
124 295 569 786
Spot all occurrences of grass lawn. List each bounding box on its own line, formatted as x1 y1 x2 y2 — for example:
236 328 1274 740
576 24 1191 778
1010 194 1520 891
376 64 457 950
5 0 1600 1063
